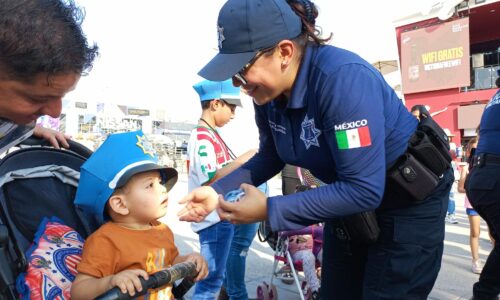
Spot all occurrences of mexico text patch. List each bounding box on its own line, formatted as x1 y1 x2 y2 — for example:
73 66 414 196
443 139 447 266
334 120 371 150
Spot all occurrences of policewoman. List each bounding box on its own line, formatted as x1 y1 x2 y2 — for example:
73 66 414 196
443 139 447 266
178 0 454 298
466 70 500 300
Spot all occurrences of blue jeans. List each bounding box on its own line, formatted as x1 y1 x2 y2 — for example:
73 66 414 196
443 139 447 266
193 221 234 300
223 222 260 300
223 183 268 299
193 183 268 300
447 191 456 215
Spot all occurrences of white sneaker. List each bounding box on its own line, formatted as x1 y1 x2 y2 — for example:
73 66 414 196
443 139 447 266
472 259 483 274
445 214 459 224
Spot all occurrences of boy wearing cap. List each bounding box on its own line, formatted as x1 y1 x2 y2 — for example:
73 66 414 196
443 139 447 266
71 131 207 299
188 79 254 190
188 79 263 299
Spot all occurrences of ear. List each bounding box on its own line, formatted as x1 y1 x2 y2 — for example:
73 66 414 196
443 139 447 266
277 40 295 67
108 194 130 216
210 99 223 111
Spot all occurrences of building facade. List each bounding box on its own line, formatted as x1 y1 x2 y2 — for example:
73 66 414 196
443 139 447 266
394 0 500 149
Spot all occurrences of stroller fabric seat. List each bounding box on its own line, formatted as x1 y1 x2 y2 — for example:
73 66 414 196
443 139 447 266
0 145 97 299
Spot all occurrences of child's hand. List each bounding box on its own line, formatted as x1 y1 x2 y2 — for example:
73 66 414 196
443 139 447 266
178 186 219 222
185 253 208 282
109 269 149 296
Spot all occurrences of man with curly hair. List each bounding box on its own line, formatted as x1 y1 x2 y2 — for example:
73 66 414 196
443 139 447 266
0 0 98 153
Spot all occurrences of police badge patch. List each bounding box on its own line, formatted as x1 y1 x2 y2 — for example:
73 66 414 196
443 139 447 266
300 115 321 149
136 134 156 158
217 25 225 50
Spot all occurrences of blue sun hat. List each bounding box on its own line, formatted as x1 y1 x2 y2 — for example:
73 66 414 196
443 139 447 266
74 130 177 223
198 0 302 81
193 79 242 107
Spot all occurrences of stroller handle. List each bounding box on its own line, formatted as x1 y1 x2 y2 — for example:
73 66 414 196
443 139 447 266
18 136 93 158
95 262 197 300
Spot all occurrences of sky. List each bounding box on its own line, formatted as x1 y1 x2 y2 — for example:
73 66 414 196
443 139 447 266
67 0 431 124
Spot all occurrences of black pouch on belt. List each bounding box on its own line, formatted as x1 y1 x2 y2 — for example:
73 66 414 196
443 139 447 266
418 117 452 164
408 131 449 176
387 153 439 202
299 185 380 245
333 211 380 244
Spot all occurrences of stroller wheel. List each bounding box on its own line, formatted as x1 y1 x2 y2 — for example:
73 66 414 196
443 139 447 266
257 283 270 300
278 266 294 285
269 284 278 300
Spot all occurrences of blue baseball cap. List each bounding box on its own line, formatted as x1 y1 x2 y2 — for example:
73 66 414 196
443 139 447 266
193 79 242 107
198 0 302 81
74 130 178 223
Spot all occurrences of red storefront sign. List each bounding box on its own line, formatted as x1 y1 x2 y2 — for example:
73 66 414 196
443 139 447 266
401 18 470 94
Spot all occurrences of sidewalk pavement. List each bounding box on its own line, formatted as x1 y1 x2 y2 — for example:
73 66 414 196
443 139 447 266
163 174 493 300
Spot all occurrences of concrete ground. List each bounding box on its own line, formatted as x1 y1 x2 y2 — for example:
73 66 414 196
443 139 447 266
162 173 493 300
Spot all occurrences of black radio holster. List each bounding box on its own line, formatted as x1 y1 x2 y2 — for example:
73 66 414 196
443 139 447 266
384 116 452 205
415 116 452 167
387 153 439 202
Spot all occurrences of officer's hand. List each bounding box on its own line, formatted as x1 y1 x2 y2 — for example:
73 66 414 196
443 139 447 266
218 183 267 224
178 186 218 222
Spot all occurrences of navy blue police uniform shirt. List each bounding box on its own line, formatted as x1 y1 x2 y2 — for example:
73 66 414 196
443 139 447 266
212 45 418 231
477 89 500 155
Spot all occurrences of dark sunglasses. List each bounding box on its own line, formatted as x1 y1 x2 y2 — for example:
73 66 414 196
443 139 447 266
221 100 237 113
233 45 277 85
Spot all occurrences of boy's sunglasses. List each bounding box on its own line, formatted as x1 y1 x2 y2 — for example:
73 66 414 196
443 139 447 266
233 45 277 85
221 100 236 113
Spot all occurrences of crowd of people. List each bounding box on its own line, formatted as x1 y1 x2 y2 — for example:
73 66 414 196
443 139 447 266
1 0 499 299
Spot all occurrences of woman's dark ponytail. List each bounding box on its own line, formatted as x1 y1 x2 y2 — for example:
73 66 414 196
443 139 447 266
287 0 332 45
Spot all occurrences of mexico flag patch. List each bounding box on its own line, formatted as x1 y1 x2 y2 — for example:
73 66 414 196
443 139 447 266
335 126 371 150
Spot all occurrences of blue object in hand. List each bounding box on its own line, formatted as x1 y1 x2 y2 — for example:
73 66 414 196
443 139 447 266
225 189 245 202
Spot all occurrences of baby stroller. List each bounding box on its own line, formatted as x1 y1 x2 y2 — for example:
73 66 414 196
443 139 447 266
256 170 324 300
0 137 195 299
257 222 323 300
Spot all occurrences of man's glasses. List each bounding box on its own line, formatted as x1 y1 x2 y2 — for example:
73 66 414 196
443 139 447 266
233 46 276 85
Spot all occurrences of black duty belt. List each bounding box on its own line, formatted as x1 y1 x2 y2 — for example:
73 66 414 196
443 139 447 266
472 153 500 168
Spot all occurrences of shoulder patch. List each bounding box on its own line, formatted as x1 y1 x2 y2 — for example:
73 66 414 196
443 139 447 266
334 119 371 150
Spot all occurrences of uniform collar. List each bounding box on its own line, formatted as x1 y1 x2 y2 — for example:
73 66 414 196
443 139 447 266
286 45 315 110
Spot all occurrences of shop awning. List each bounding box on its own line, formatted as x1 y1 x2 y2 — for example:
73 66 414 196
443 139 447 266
371 60 399 75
